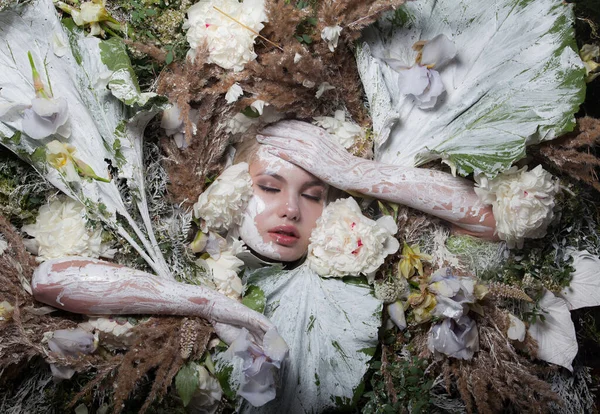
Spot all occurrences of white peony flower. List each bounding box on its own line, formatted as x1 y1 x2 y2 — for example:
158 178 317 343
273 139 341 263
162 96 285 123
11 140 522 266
225 83 244 104
22 197 105 261
313 110 364 149
307 197 399 279
474 165 559 249
198 239 246 300
183 0 267 72
321 25 342 52
193 163 254 233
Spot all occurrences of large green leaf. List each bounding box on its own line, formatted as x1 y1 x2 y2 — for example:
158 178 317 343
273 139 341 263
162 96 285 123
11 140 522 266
357 0 586 177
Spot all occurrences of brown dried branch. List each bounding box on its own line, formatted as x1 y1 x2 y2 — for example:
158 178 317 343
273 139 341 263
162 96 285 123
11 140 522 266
440 303 561 413
535 116 600 192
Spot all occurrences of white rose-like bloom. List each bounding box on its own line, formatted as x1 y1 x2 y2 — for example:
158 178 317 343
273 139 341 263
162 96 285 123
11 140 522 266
198 239 246 301
307 197 400 280
183 0 267 72
321 25 342 52
22 197 103 261
313 110 364 149
474 165 559 249
193 163 253 233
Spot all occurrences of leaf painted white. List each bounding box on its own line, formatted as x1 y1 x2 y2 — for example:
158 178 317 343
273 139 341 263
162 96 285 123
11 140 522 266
357 0 585 177
559 250 600 310
0 0 169 278
233 264 381 413
528 290 577 371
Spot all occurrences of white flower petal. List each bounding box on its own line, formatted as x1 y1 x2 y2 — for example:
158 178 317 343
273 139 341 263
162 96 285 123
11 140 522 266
528 289 577 371
225 83 244 104
420 34 457 68
321 25 342 52
397 65 429 96
507 313 526 342
251 99 266 115
559 250 600 310
315 82 335 99
22 197 104 261
193 163 254 233
23 97 69 140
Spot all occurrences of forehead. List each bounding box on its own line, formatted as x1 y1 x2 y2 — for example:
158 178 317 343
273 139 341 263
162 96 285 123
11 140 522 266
249 147 324 185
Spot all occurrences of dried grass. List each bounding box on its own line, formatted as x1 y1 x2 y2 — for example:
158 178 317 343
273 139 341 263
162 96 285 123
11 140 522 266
148 0 406 205
68 316 212 414
439 303 561 413
535 116 600 192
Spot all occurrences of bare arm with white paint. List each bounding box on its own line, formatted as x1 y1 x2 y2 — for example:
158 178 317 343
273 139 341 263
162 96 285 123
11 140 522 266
257 120 497 239
32 257 276 346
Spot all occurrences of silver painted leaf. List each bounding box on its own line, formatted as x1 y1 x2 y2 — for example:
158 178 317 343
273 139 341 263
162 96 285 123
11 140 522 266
230 264 381 413
357 0 586 177
0 0 169 278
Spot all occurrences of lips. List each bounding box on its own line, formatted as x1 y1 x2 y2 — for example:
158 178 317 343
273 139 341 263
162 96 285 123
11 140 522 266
268 225 300 246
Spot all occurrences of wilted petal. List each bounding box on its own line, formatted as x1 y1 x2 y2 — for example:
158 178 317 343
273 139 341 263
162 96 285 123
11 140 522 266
415 69 445 109
251 100 266 115
528 290 577 371
225 83 244 104
48 328 97 357
161 104 183 134
559 251 600 310
428 315 479 360
263 327 289 364
420 34 457 68
23 97 69 139
507 313 526 342
387 301 407 330
397 65 429 96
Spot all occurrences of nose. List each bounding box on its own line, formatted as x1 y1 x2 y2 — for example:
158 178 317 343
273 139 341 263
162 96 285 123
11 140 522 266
279 196 300 221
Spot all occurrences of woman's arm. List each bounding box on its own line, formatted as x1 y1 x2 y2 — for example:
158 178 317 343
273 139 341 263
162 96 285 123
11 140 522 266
32 257 277 346
257 120 497 239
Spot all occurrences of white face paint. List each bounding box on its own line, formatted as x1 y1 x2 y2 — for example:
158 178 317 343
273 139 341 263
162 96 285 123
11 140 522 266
237 148 327 262
239 193 281 259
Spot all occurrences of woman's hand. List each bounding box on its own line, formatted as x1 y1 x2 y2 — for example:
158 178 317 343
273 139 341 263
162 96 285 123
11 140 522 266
257 120 359 190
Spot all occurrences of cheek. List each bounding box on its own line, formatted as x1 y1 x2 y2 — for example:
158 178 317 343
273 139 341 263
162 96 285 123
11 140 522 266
302 202 325 232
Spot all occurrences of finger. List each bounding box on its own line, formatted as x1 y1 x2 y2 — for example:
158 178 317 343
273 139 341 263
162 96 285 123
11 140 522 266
266 147 291 162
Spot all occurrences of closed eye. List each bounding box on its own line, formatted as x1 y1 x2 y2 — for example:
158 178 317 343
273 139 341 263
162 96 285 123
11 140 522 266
258 185 280 193
302 193 322 202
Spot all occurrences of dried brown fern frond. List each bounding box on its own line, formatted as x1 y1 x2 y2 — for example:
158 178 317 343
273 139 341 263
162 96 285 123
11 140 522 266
441 303 561 413
70 316 212 414
0 215 81 380
535 116 600 192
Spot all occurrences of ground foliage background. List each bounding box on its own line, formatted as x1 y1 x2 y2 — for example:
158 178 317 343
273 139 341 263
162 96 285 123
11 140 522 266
0 0 599 413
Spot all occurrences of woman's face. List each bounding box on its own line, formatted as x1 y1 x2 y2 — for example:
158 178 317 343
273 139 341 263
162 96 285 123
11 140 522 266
238 147 327 262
